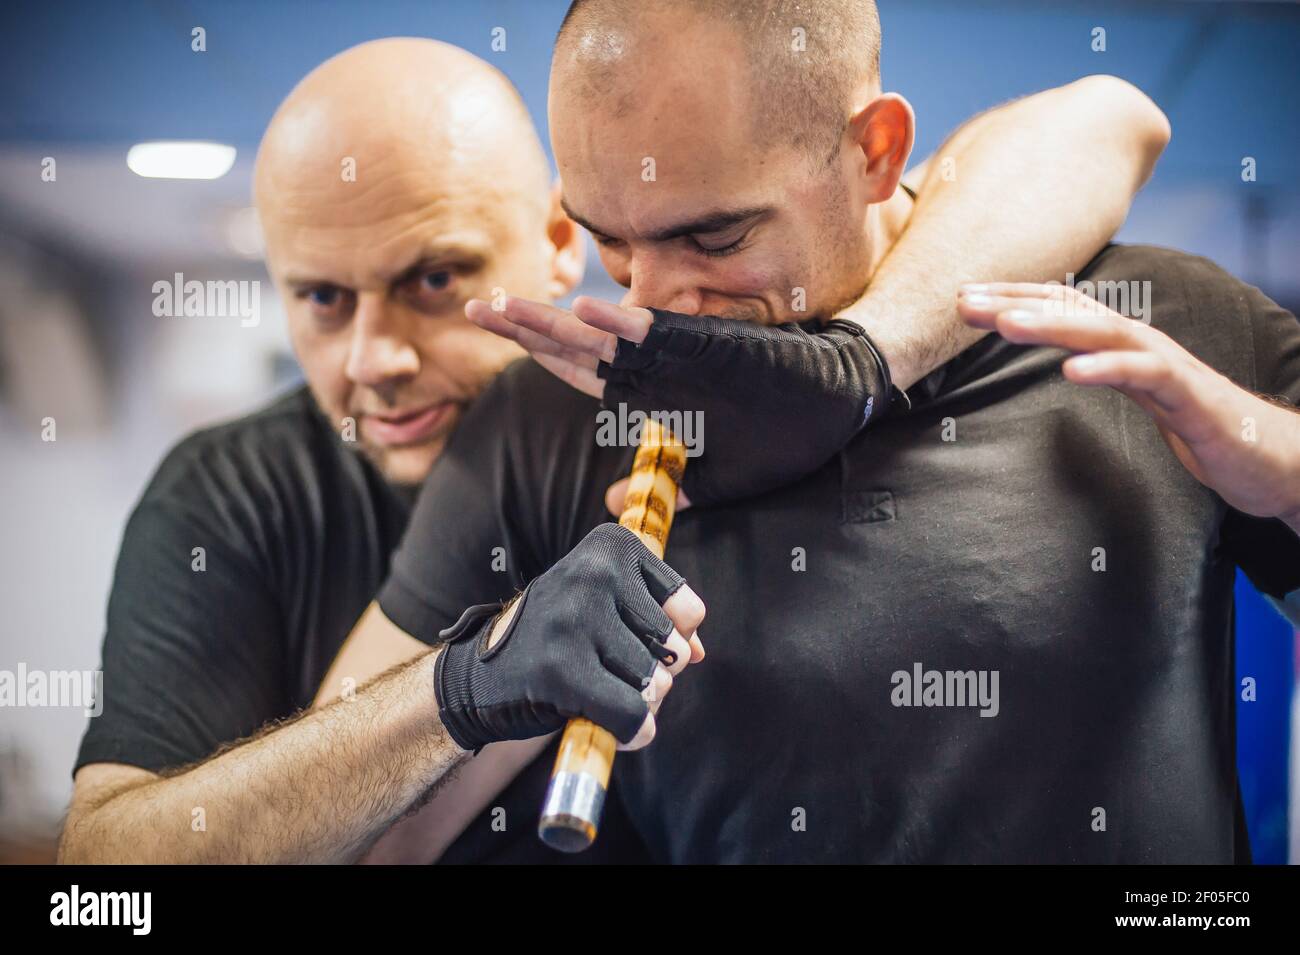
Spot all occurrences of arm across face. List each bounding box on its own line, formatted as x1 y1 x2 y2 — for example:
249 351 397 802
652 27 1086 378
467 75 1171 508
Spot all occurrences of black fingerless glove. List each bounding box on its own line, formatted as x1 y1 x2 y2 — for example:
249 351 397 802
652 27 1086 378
433 523 686 752
596 308 900 506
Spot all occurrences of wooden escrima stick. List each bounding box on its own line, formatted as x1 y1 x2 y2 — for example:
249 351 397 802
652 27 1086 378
537 418 687 852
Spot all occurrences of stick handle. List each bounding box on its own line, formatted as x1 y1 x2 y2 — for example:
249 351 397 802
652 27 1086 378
537 419 687 852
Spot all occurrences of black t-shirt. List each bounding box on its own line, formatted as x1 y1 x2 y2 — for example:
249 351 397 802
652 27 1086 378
379 244 1300 863
74 387 653 864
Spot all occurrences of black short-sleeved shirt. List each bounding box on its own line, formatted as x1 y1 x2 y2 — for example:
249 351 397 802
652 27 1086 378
74 387 653 864
380 245 1300 863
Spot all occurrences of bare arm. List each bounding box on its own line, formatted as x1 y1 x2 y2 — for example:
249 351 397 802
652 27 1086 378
842 74 1171 390
327 76 1173 862
320 578 701 865
312 603 553 865
60 641 467 864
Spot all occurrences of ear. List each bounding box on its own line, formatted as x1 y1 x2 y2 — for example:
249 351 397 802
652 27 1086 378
847 93 915 204
545 179 586 299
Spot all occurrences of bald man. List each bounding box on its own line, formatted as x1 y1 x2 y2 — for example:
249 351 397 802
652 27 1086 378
379 1 1300 864
60 34 1168 863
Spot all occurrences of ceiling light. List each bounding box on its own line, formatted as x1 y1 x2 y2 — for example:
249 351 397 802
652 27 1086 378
127 141 236 180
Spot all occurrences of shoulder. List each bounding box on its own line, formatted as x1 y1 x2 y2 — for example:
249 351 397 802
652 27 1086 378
147 386 329 495
1079 243 1250 295
129 386 340 548
1075 244 1283 388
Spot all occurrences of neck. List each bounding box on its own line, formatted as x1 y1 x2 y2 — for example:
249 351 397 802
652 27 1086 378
867 183 916 276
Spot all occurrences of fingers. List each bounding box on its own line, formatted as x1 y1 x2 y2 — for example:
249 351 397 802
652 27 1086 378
586 620 675 750
623 549 707 668
605 600 691 752
661 629 693 676
604 477 690 517
686 632 705 664
586 524 705 750
471 295 619 363
957 284 1113 332
1042 330 1217 444
573 296 655 344
619 662 673 750
600 620 663 690
465 298 602 370
609 538 706 673
955 284 1207 438
1063 349 1197 420
464 297 529 343
961 282 1095 299
642 661 673 712
991 308 1144 353
532 351 607 400
604 479 625 517
619 709 657 751
956 283 1184 365
585 676 658 750
663 584 706 663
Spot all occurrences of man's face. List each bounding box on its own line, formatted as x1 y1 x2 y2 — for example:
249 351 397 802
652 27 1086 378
551 24 872 323
262 155 554 486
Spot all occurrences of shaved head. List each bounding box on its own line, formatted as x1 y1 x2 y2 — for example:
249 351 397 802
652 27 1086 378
256 37 550 247
546 0 910 328
555 0 881 161
254 38 582 486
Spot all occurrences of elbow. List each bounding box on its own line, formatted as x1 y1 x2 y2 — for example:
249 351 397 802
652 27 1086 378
56 817 90 864
57 808 118 864
1074 74 1171 182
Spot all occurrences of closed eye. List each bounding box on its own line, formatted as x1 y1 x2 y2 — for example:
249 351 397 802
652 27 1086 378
689 232 750 258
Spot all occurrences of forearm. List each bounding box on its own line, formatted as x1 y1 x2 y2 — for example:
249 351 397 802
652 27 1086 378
60 651 467 863
844 75 1170 390
316 599 549 864
359 734 554 863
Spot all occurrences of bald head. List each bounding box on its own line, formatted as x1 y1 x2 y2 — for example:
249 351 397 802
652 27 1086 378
554 0 881 161
256 37 550 244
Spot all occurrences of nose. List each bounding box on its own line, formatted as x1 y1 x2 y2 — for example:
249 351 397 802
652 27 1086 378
620 254 702 315
343 295 420 396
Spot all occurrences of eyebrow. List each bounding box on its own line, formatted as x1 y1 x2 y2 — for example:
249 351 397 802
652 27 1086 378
282 243 489 289
561 198 772 243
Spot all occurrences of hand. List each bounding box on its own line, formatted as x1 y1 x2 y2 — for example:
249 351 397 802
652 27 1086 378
433 524 706 753
958 282 1300 531
465 295 897 506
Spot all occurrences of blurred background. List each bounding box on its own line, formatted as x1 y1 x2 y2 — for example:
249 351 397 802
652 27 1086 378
0 0 1296 863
